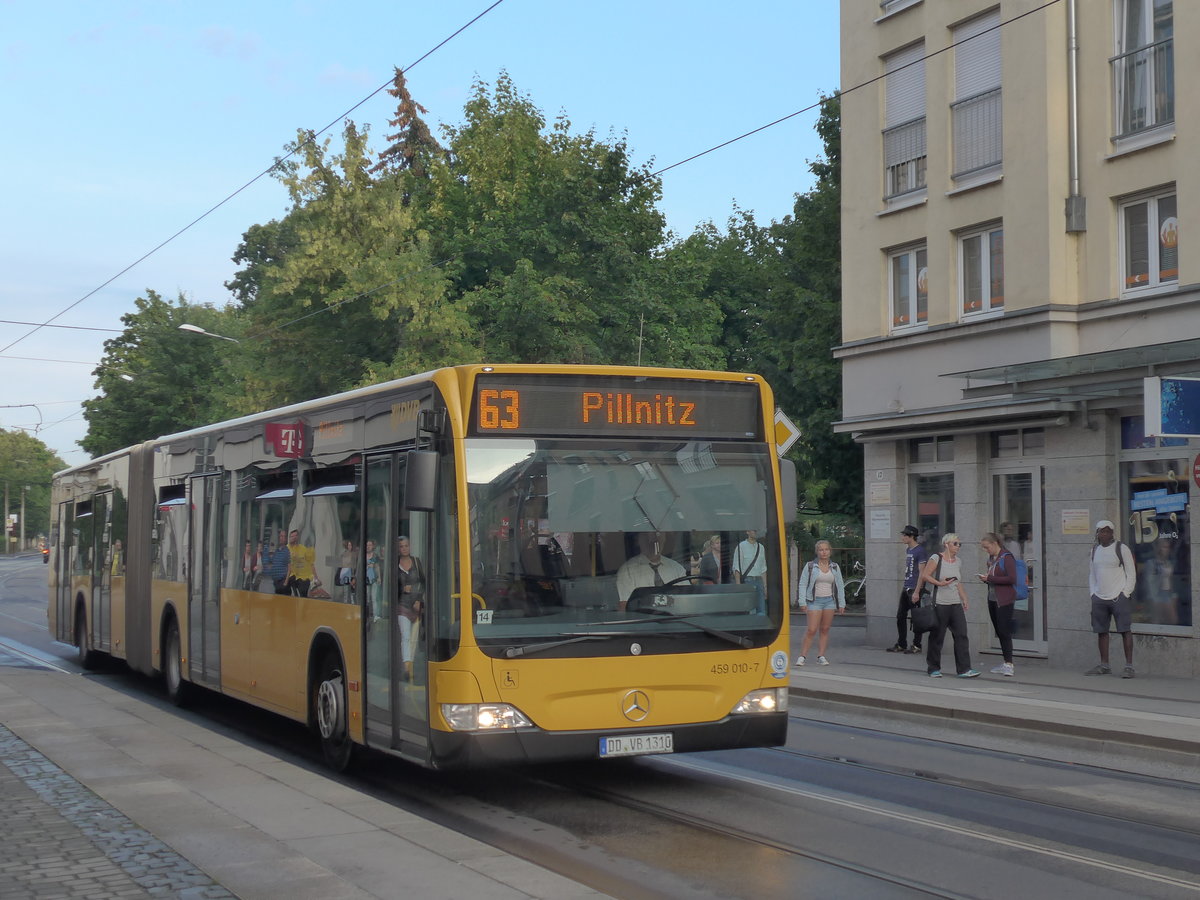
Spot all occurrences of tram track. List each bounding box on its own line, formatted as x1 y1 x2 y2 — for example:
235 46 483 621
779 711 1200 835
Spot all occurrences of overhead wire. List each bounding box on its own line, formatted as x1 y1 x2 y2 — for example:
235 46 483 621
0 0 507 359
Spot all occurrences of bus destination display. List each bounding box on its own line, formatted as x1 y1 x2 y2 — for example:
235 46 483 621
470 374 762 440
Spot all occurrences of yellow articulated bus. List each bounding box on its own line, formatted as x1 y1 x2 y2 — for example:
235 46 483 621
49 365 796 769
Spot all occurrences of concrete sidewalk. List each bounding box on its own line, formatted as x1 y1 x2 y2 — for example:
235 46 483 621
788 618 1200 771
0 653 606 900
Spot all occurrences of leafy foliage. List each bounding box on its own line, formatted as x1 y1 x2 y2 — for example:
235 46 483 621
0 428 64 545
80 291 239 457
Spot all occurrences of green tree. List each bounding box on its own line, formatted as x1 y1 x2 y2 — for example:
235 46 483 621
229 123 472 411
80 291 239 457
0 427 66 548
762 93 860 514
426 73 719 367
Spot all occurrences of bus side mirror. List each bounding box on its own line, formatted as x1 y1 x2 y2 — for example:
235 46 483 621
779 459 797 525
405 450 438 512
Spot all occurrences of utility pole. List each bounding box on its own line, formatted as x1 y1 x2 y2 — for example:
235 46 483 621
20 484 28 552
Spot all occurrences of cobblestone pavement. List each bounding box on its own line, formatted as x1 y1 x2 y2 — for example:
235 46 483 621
0 723 237 900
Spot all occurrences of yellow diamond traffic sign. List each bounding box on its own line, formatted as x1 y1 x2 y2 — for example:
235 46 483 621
773 409 800 457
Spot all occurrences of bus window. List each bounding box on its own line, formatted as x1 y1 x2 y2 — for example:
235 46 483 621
464 438 779 651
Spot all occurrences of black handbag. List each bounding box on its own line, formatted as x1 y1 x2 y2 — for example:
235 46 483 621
911 600 938 633
910 557 942 633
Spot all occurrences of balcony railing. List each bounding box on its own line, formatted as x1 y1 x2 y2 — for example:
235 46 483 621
1112 38 1174 137
883 116 926 199
952 88 1002 178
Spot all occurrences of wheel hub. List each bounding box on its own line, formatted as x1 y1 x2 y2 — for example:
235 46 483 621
317 675 345 741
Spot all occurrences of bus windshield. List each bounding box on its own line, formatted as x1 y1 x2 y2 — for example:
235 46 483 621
465 437 781 653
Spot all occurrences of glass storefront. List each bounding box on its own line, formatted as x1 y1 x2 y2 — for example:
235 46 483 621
1120 417 1192 631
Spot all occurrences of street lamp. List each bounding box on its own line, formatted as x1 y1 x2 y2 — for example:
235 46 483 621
178 323 239 343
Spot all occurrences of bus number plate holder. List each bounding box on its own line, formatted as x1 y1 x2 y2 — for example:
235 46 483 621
599 732 674 758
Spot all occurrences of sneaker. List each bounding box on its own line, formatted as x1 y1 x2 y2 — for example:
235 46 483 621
1084 664 1112 675
958 669 981 678
905 646 922 654
989 663 1007 675
1122 665 1135 679
886 644 905 653
795 656 805 667
928 670 942 678
817 656 829 666
1001 662 1014 677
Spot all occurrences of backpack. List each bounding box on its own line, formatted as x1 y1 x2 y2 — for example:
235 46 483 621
1008 553 1029 602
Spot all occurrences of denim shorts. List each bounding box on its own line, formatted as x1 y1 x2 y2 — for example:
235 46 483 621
806 597 838 612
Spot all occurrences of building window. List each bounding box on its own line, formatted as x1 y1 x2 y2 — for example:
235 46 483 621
991 428 1044 458
890 244 928 329
1113 0 1173 137
952 9 1002 178
883 43 926 200
910 436 954 464
959 224 1003 316
1120 188 1177 294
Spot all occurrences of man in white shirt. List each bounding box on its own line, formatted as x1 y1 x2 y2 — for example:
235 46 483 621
732 530 768 614
1085 519 1138 678
616 532 687 610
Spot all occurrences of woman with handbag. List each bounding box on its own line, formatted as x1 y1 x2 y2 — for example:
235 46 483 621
794 540 845 666
978 532 1017 676
914 533 980 678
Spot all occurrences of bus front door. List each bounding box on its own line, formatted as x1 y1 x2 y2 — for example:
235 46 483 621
364 453 430 758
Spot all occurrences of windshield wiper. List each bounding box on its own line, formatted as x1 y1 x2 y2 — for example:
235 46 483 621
503 633 618 658
598 613 753 649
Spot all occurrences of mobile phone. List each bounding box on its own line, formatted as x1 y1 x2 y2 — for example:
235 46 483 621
945 576 957 583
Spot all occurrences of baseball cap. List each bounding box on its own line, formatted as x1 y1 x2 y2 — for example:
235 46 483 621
901 525 920 537
1095 519 1115 531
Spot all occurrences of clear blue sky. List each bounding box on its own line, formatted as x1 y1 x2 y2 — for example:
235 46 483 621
0 1 840 468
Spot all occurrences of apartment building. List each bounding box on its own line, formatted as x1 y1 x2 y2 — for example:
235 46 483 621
837 0 1197 673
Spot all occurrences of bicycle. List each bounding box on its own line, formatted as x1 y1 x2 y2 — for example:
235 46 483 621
843 560 867 607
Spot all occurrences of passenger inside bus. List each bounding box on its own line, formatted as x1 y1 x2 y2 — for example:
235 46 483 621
397 536 424 680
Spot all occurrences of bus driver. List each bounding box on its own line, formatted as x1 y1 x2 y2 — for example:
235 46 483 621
616 532 687 611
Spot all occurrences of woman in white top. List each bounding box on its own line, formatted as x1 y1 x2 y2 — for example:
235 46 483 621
794 540 845 667
914 533 979 678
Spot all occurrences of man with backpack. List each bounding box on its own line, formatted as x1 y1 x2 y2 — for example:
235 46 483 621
1086 520 1138 678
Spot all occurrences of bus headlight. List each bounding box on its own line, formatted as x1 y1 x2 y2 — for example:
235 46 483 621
731 687 788 715
441 703 533 732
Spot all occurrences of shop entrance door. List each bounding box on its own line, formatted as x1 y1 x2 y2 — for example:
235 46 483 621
992 468 1045 651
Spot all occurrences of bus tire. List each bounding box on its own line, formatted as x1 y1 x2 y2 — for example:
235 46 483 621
314 650 353 771
164 617 191 707
75 604 98 670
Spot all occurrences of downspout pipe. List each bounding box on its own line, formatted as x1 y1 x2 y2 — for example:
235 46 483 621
1065 0 1086 231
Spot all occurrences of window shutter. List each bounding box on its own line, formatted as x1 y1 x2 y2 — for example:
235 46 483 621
885 42 925 127
955 11 1001 100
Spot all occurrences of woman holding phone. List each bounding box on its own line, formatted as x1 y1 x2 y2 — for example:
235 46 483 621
914 533 980 678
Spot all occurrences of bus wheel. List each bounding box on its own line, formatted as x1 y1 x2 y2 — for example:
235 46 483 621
75 607 98 670
164 618 191 707
314 652 353 771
